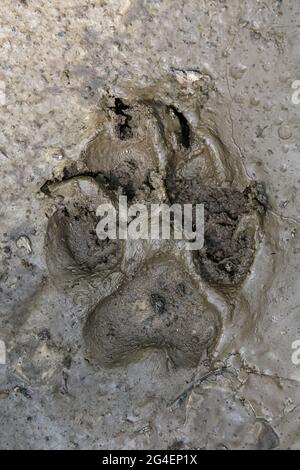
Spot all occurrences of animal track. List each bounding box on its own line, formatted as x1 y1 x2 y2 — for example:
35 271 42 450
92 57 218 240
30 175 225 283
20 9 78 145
45 176 123 284
83 99 167 203
44 96 265 367
167 179 260 287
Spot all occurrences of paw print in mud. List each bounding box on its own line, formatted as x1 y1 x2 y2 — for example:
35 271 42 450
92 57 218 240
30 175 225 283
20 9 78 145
44 97 266 368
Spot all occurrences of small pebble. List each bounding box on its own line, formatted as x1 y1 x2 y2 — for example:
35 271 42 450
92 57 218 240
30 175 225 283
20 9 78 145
250 96 260 106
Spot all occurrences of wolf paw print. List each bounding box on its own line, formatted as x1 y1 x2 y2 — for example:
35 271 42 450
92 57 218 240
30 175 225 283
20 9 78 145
44 96 265 367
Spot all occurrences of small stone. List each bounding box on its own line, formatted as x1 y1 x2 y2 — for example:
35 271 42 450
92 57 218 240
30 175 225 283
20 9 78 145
250 97 260 106
230 63 248 80
173 69 202 84
278 125 292 140
16 235 32 253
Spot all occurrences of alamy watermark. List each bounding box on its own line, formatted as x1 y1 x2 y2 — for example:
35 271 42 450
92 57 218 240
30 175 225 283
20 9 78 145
0 81 6 106
291 80 300 105
0 340 6 365
96 196 204 250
